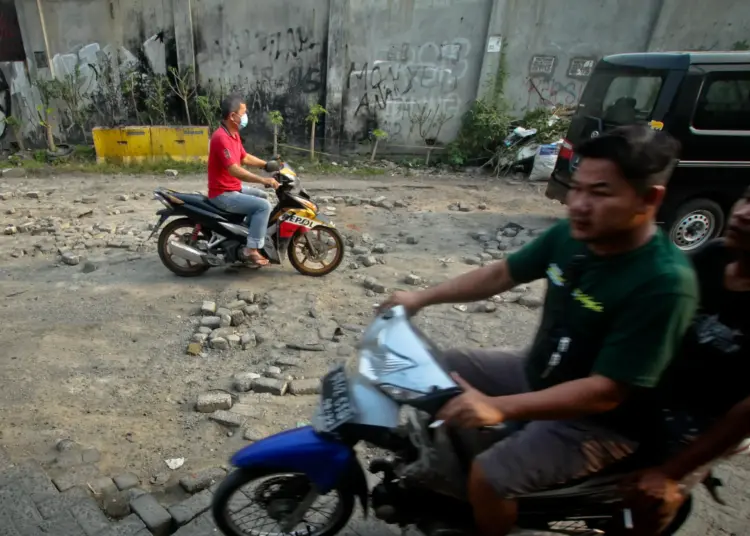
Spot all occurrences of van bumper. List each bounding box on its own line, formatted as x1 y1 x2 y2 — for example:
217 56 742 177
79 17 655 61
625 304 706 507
545 172 570 204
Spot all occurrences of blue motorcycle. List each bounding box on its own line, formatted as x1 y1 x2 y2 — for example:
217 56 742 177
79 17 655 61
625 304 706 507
211 306 702 536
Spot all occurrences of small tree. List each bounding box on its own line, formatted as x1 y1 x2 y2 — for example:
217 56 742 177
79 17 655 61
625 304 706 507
145 73 170 125
32 77 60 151
1 115 25 151
167 66 197 125
57 64 94 142
268 110 283 156
306 103 326 162
121 70 143 125
370 128 388 162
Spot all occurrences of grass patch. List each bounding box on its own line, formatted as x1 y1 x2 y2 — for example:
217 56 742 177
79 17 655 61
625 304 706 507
0 145 388 177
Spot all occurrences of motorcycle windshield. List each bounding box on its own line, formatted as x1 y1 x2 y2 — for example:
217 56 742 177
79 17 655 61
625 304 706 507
358 306 457 394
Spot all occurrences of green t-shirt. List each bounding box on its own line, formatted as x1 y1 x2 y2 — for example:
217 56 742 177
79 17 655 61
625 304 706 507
506 219 698 437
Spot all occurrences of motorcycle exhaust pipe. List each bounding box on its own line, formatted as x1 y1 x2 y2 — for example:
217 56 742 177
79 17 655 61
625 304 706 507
168 241 207 265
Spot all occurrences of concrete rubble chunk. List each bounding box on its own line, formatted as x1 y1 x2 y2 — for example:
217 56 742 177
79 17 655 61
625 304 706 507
200 301 216 314
102 490 132 519
289 379 321 396
209 410 246 427
200 316 221 328
130 493 172 536
196 392 232 413
252 377 288 396
210 337 229 350
233 372 260 392
179 468 226 494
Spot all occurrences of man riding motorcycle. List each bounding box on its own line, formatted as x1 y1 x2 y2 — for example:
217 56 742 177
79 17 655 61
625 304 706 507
207 93 281 267
380 124 698 536
623 187 750 534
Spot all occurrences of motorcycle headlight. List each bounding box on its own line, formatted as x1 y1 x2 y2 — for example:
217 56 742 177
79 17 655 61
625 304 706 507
378 384 424 401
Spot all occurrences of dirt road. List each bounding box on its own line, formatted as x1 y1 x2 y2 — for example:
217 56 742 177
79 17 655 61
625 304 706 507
0 169 746 535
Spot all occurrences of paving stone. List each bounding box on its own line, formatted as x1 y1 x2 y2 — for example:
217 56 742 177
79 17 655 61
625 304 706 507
53 450 84 469
0 461 56 495
209 410 246 428
251 377 288 395
172 511 218 536
69 496 112 536
88 476 117 496
100 514 147 536
38 510 87 536
195 392 232 413
34 485 88 519
113 473 139 491
289 379 321 395
167 488 212 526
0 447 11 470
80 449 100 464
51 464 100 491
130 494 171 536
0 487 43 525
179 468 226 494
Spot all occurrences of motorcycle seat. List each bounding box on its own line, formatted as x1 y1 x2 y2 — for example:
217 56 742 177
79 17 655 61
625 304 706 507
170 192 245 222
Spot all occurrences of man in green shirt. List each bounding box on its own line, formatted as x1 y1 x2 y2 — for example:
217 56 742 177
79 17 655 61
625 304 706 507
379 124 698 536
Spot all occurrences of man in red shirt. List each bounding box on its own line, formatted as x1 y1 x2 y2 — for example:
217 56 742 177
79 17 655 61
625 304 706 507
208 94 280 266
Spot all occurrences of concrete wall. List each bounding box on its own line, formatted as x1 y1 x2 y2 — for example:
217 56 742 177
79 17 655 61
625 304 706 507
191 0 330 146
2 0 750 151
337 0 493 148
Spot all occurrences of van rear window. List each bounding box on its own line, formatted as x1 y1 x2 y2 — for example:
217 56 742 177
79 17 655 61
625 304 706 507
581 71 665 124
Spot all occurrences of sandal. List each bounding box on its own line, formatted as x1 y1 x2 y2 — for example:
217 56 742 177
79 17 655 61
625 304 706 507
244 249 269 266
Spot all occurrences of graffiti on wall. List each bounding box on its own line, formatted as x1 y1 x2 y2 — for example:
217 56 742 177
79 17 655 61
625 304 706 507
526 55 596 108
346 38 472 142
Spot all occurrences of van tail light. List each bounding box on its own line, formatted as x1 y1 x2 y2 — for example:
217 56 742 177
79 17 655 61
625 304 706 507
559 139 574 161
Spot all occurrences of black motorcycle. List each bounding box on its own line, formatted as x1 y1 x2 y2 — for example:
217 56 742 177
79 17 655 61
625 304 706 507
148 161 345 277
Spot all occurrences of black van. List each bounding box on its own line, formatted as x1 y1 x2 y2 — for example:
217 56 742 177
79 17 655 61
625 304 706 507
545 52 750 252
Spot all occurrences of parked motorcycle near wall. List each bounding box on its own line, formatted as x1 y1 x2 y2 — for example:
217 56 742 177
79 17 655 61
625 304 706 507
148 161 345 277
210 305 750 536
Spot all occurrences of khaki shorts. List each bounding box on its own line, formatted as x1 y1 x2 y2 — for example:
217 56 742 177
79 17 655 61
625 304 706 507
441 348 638 498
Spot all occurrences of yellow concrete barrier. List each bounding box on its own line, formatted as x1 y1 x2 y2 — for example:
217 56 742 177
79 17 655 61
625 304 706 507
92 126 210 164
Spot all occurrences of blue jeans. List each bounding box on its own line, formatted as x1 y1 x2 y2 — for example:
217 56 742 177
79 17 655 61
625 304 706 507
210 185 271 249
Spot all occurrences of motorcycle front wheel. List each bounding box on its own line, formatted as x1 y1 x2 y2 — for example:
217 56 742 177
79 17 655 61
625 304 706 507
212 467 355 536
288 226 345 277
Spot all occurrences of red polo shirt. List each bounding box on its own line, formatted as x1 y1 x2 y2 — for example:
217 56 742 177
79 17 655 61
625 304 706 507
208 126 247 198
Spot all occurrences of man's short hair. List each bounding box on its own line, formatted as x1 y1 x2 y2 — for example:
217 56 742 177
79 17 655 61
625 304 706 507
575 124 681 192
220 93 245 120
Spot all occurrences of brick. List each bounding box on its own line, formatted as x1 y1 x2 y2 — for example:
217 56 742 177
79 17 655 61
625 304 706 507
172 511 218 536
179 468 226 494
113 473 139 491
289 378 321 395
130 494 171 536
196 393 232 413
251 377 288 395
209 410 246 428
51 465 100 492
69 496 111 536
0 488 43 526
100 513 146 536
167 489 212 526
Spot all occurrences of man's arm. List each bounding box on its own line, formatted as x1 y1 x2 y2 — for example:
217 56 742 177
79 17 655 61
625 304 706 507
242 153 267 168
496 375 628 421
227 164 270 186
661 396 750 480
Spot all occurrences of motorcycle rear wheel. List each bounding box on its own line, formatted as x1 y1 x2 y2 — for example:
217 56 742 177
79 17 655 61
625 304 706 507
212 467 355 536
157 218 210 277
288 226 345 277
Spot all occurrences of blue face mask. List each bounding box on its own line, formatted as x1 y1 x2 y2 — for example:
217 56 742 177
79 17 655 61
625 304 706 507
239 113 248 129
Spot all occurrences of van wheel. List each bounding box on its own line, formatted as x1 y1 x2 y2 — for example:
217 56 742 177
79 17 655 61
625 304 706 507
668 198 724 252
